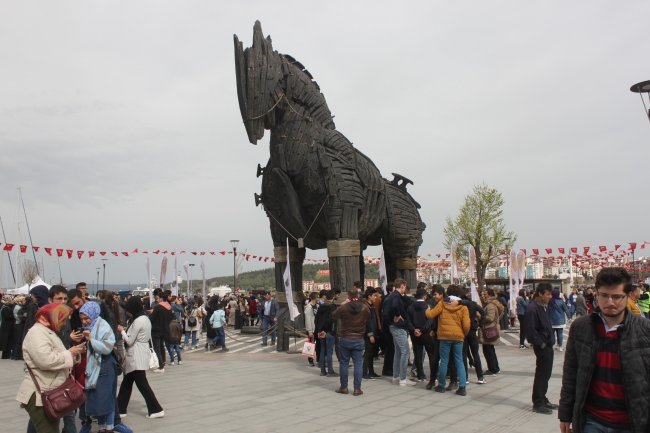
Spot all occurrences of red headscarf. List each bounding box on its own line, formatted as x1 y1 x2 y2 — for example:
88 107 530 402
35 303 72 332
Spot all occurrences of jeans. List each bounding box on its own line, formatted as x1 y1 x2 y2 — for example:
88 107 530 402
184 330 197 347
152 335 166 369
61 410 77 433
362 338 376 376
554 328 564 347
532 344 554 407
518 314 527 346
390 326 409 381
339 338 364 390
167 342 181 362
483 344 500 373
262 315 276 344
212 327 226 348
319 332 336 373
96 412 115 431
463 329 484 379
118 370 164 416
411 332 437 380
583 414 632 433
438 340 466 388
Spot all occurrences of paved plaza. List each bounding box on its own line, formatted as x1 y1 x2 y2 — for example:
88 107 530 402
0 331 566 433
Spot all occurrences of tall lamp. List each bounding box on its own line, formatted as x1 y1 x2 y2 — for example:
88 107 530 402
630 80 650 122
230 240 239 291
95 268 101 295
101 259 108 291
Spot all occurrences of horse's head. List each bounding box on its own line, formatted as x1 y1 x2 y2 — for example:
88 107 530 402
234 21 284 144
234 21 335 144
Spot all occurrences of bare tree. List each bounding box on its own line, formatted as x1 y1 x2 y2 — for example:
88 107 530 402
21 259 42 286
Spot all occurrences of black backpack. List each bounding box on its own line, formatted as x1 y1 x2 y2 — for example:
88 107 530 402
186 306 197 327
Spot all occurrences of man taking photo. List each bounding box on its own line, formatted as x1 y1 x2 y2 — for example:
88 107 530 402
559 267 650 433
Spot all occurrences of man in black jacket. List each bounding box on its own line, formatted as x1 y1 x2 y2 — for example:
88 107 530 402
315 290 338 377
560 267 650 433
362 287 381 380
150 290 173 372
524 282 555 415
407 288 436 385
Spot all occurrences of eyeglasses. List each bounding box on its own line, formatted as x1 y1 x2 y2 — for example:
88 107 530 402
597 293 627 302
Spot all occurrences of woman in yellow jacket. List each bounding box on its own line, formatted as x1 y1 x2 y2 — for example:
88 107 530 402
426 292 470 396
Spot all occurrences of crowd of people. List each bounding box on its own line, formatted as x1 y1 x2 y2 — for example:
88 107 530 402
301 268 650 433
2 266 650 433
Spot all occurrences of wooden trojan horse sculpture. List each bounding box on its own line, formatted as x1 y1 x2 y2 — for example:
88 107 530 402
234 21 425 342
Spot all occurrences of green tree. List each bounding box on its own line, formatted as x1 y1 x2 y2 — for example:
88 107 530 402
443 183 516 289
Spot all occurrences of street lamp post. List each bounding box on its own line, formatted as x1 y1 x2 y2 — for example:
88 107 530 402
101 259 107 291
630 243 637 282
189 263 195 296
95 268 100 295
230 240 239 291
630 80 650 122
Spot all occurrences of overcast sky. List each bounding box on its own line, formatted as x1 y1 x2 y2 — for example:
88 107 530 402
0 1 648 288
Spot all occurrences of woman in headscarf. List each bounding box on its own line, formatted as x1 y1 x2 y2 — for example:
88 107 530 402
548 288 569 351
17 303 84 433
80 301 117 433
12 295 27 360
23 285 49 338
117 296 164 419
0 294 16 359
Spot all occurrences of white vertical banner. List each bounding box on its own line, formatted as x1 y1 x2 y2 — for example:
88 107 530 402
160 255 168 287
468 246 479 302
284 238 299 321
451 241 458 284
171 251 178 296
183 261 190 298
200 259 206 302
145 254 152 306
379 240 388 295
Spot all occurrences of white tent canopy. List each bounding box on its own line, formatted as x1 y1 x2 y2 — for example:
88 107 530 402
6 276 51 295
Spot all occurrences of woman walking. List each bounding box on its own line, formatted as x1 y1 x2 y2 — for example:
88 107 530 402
516 289 529 349
17 303 84 433
117 296 164 419
548 288 568 351
80 302 118 433
479 289 504 375
183 300 200 349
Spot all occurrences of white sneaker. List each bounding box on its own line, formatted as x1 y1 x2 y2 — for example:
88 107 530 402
399 379 416 386
119 413 127 418
392 377 400 383
178 361 182 365
558 347 564 352
152 368 164 373
146 411 164 419
170 362 175 366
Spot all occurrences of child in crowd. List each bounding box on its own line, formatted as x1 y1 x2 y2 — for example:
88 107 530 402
209 302 229 352
167 316 183 365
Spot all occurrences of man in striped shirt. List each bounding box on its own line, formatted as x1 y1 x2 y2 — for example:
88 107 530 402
560 267 650 433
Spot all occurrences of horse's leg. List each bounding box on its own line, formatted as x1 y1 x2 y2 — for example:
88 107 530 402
327 204 361 293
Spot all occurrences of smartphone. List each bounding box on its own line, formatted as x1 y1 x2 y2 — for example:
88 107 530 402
75 327 83 333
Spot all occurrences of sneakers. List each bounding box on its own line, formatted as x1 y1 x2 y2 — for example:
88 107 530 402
399 379 416 387
533 405 553 415
520 345 528 349
178 361 182 365
558 347 564 352
261 342 268 346
152 368 164 373
434 385 446 393
391 377 400 383
369 372 382 378
113 423 134 433
146 410 165 419
455 386 467 396
484 370 496 376
416 377 426 382
362 375 375 381
169 362 175 366
222 347 229 352
327 371 339 377
320 371 327 376
119 413 127 418
477 377 486 384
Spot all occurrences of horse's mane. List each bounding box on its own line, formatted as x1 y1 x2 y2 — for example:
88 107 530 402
279 53 335 131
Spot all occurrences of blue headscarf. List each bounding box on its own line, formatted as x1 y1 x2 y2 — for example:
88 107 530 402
79 301 101 331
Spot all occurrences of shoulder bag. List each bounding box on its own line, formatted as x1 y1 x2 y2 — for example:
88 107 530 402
482 324 500 341
26 364 85 421
148 339 159 370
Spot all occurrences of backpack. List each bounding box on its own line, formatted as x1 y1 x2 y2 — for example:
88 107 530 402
186 306 197 327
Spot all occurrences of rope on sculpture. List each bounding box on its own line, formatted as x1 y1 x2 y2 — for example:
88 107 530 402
265 195 329 247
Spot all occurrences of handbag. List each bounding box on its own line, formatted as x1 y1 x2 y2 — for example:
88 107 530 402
26 364 85 421
482 324 500 342
148 339 159 370
301 338 316 358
